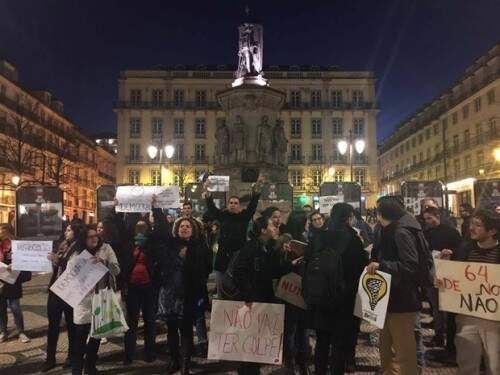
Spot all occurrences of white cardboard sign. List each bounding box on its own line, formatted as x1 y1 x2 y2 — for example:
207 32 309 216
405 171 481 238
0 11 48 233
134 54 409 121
319 195 343 214
0 262 20 284
11 240 53 272
115 185 180 212
50 250 109 308
207 176 230 192
208 300 285 365
354 269 392 329
275 273 306 309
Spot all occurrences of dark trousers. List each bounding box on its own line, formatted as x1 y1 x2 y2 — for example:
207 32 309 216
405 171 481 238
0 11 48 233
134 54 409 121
46 291 75 362
284 304 309 362
71 323 100 375
167 313 194 361
0 296 24 333
124 283 156 361
315 315 360 375
238 363 261 375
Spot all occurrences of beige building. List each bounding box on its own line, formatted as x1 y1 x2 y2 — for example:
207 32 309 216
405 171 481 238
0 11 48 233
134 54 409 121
378 44 500 213
114 65 379 206
0 59 116 224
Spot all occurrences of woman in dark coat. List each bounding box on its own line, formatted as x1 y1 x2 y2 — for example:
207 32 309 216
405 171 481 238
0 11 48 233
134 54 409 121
157 217 212 375
306 203 368 375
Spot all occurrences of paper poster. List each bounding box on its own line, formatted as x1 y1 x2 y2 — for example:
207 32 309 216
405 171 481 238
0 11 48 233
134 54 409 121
115 185 180 212
319 195 343 214
435 259 500 321
275 273 306 309
207 176 230 192
0 262 20 284
208 300 285 365
354 269 392 329
11 240 53 272
50 250 109 308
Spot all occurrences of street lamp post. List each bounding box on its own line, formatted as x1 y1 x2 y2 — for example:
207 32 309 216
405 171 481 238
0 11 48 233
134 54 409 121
147 144 175 185
337 129 365 182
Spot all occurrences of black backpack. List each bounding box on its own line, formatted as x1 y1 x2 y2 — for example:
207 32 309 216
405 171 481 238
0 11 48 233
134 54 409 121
219 250 243 300
302 247 344 311
407 227 435 288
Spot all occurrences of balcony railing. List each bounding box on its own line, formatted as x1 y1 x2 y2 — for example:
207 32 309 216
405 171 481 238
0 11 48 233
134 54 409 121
282 101 377 111
114 101 222 110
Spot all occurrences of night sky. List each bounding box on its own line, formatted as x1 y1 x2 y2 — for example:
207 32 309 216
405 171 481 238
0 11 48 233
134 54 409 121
0 0 499 142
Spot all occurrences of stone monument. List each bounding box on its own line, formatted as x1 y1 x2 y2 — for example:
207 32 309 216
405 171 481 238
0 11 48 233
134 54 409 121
215 13 288 198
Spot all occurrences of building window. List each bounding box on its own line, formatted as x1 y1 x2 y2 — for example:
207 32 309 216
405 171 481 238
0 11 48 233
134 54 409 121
311 90 321 108
332 118 343 136
129 118 141 138
476 123 484 142
418 133 423 145
128 170 140 185
194 144 206 162
312 144 322 162
174 89 185 107
151 169 161 185
290 91 301 107
334 169 344 182
290 170 302 186
405 141 410 152
463 129 470 147
174 119 184 138
399 145 404 155
477 150 484 166
463 104 469 119
433 123 439 135
195 90 207 107
354 152 366 164
152 89 164 107
353 118 364 136
352 90 364 107
290 119 301 138
331 90 343 108
474 97 481 112
411 137 416 148
452 112 458 125
195 118 206 138
454 159 460 175
453 135 459 153
487 90 495 105
419 152 423 163
354 169 365 186
151 118 163 139
442 118 448 131
435 165 441 178
129 144 140 162
427 169 433 179
174 144 184 162
130 90 142 106
312 169 322 186
291 144 302 162
426 148 432 160
425 128 431 140
333 149 345 163
464 155 472 171
412 155 417 165
434 143 441 154
311 119 322 137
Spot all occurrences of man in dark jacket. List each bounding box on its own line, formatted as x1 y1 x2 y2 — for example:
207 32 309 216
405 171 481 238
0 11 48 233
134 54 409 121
367 196 422 375
459 203 473 242
204 179 262 296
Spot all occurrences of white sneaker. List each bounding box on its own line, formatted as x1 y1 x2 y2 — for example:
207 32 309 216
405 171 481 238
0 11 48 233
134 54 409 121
0 332 6 342
101 337 108 345
18 332 30 343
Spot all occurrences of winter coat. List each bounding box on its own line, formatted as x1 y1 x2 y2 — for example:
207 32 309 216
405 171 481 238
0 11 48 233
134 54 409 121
232 238 292 303
69 242 120 325
307 226 368 332
207 192 260 272
48 240 79 287
0 238 31 299
375 213 422 313
424 224 462 254
461 216 472 242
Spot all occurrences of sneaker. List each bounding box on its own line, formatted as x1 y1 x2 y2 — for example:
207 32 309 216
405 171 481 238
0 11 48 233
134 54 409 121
40 360 56 373
19 332 30 343
100 337 108 345
0 332 6 342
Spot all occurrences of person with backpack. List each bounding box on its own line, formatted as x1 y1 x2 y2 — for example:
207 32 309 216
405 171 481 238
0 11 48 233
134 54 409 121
303 203 367 375
367 196 430 375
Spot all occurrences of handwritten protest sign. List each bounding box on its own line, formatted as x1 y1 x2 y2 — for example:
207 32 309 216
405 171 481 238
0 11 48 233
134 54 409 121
354 269 392 329
50 250 108 308
115 186 180 212
0 262 20 284
207 176 230 192
275 273 306 309
435 259 500 321
208 300 285 365
11 240 53 272
319 195 343 214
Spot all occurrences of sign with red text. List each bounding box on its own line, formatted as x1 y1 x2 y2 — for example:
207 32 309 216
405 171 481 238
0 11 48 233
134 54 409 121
275 273 306 309
208 300 285 365
435 259 500 322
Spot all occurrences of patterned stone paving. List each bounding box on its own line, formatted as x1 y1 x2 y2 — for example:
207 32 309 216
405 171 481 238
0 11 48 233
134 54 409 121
0 274 457 374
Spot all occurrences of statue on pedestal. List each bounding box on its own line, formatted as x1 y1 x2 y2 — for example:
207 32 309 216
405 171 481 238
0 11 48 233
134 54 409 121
236 23 263 78
215 119 230 165
256 115 272 163
231 116 247 163
272 119 288 166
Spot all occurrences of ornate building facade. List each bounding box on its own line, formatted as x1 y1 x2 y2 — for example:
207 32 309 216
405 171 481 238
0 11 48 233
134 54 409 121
378 44 500 213
0 60 116 223
114 65 379 206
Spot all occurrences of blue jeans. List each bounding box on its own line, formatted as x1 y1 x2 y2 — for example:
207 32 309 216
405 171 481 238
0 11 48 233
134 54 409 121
194 298 208 345
0 297 25 333
415 312 426 370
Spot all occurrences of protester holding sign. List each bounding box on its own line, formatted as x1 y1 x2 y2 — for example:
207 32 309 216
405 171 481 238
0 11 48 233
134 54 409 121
41 223 84 372
367 196 425 375
68 226 120 375
0 223 31 344
438 208 500 375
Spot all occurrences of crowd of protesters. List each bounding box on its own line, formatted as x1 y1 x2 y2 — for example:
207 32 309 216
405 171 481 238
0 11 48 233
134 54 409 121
0 179 499 375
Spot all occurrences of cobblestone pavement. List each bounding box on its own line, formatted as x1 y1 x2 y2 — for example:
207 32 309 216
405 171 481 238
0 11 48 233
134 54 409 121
0 274 457 374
